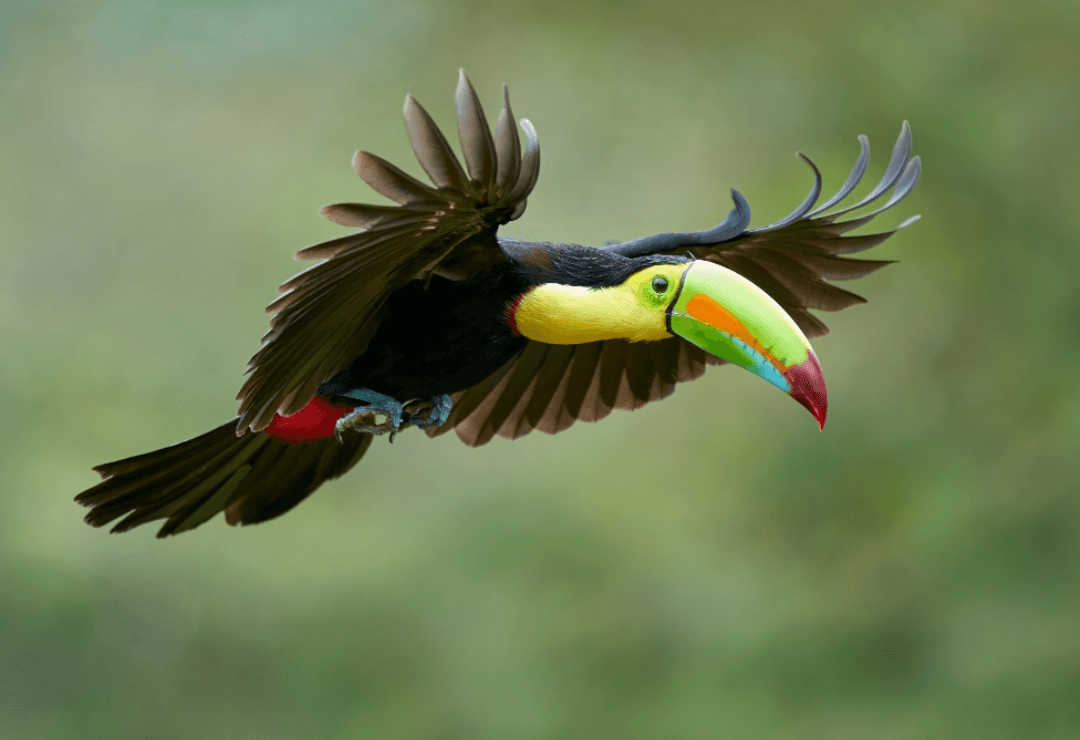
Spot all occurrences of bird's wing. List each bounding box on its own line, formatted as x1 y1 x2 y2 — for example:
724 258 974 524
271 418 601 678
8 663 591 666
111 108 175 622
236 72 540 432
426 338 726 447
604 122 921 338
428 124 920 447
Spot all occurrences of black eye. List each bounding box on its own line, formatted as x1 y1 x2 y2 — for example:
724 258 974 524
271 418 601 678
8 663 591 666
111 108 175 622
651 275 669 293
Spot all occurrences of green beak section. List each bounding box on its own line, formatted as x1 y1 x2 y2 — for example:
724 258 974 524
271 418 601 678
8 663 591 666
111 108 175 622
667 260 828 429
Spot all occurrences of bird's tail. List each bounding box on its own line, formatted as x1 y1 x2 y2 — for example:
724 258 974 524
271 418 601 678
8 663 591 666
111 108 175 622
75 420 372 538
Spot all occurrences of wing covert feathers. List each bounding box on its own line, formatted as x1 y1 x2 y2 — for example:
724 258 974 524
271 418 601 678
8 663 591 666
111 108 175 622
237 72 540 433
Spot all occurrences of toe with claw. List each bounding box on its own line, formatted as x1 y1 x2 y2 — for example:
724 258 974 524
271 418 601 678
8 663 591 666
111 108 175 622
333 388 406 442
332 389 453 442
404 394 453 430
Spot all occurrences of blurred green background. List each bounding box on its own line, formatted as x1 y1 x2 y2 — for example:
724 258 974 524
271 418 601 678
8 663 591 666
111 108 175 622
2 0 1079 737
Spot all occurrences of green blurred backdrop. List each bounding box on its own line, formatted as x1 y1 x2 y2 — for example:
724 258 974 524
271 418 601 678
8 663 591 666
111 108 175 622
2 0 1079 737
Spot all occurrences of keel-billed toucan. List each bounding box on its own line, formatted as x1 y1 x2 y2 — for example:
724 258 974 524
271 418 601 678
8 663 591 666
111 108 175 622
77 72 921 537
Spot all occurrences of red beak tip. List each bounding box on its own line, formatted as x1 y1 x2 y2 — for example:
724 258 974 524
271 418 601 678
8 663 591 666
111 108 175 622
785 352 828 433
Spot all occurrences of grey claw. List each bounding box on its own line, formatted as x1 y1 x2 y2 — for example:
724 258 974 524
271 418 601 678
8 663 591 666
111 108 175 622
333 389 451 438
335 406 401 438
404 394 453 430
334 388 408 438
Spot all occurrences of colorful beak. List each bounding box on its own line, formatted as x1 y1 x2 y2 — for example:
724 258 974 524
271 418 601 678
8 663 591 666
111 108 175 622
667 260 829 429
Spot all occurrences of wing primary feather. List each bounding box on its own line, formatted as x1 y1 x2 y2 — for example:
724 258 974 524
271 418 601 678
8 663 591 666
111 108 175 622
403 94 470 192
740 250 869 310
674 342 709 383
521 345 575 431
823 230 901 255
825 121 912 217
535 357 578 435
455 70 497 190
808 134 871 216
624 343 657 405
508 199 528 222
611 355 642 411
774 249 895 280
560 342 605 425
577 347 614 424
319 203 429 229
597 341 630 411
288 222 418 284
279 232 419 313
859 156 921 219
452 355 525 447
437 364 516 436
474 343 550 445
292 231 369 263
354 151 441 205
494 85 521 195
498 372 544 440
646 341 679 400
790 309 830 339
506 118 540 202
752 153 823 232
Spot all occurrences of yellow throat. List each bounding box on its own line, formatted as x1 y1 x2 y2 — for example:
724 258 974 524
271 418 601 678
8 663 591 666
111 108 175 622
512 264 686 344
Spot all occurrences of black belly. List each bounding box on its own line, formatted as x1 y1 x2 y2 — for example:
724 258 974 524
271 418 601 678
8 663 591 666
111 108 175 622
318 270 529 402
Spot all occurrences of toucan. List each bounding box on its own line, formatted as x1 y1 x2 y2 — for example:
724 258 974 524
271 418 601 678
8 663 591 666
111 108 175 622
76 71 921 537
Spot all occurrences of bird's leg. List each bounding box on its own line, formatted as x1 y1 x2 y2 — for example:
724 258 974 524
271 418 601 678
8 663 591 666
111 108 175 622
334 388 405 442
403 394 453 430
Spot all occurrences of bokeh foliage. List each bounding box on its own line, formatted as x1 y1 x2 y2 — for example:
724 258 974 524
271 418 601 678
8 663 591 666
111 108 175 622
2 0 1079 737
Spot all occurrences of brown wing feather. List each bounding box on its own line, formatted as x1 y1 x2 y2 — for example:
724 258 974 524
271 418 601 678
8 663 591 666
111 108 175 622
427 337 725 447
236 73 540 433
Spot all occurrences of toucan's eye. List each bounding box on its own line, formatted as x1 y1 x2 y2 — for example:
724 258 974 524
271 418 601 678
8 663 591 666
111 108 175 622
651 275 669 293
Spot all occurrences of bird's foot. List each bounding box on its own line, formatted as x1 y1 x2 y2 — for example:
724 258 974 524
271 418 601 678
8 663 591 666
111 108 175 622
334 389 405 442
403 394 452 430
333 390 452 443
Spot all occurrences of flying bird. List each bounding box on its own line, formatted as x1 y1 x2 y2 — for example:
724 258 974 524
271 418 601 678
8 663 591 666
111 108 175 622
76 71 921 537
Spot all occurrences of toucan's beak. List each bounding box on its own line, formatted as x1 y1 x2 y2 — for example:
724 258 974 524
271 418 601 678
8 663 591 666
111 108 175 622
667 260 829 429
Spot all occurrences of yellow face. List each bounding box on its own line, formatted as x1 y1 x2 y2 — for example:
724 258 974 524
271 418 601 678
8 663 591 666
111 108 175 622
513 264 687 344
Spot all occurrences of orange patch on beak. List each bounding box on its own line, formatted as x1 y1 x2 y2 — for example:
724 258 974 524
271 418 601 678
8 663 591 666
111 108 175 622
684 293 785 372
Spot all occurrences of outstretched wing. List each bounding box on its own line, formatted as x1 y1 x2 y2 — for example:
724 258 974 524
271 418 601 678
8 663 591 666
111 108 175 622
237 71 540 432
430 123 920 447
606 122 921 338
